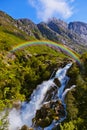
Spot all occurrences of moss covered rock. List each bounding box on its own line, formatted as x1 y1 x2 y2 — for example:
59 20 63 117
33 100 65 128
20 125 34 130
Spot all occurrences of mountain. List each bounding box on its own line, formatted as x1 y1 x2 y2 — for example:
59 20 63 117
68 21 87 44
16 18 42 39
38 18 87 53
0 10 41 40
0 10 87 53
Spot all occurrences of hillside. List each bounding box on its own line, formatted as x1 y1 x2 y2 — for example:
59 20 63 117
0 11 87 53
0 10 87 130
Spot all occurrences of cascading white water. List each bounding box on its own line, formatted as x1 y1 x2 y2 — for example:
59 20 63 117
62 85 76 101
44 63 73 130
8 63 76 130
8 80 55 130
55 63 72 100
21 80 55 126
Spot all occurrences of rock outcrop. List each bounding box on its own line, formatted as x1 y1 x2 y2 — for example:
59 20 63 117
33 100 65 128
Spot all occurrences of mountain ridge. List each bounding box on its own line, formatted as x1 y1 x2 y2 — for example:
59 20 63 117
0 10 87 53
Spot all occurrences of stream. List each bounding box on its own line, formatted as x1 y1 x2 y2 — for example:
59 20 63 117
8 63 76 130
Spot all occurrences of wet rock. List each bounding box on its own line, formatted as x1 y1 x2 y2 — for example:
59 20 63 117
13 100 21 109
54 78 61 87
33 100 65 128
43 86 58 102
20 125 34 130
20 125 29 130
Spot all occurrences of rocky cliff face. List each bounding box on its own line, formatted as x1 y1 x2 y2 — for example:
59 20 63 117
68 22 87 44
0 11 42 40
38 18 87 52
16 19 42 39
37 22 61 42
46 18 87 46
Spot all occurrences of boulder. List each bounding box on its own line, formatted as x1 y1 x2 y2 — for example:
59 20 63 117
13 100 21 109
20 125 29 130
54 78 61 87
43 86 58 102
33 100 65 128
20 125 34 130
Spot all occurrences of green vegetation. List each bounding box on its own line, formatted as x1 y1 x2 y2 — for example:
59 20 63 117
0 112 8 130
0 45 68 108
0 43 70 129
0 11 87 130
0 12 72 129
59 52 87 130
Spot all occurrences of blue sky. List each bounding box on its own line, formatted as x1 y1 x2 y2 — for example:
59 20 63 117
0 0 87 23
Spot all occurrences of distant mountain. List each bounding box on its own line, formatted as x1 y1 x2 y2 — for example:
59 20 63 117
38 18 87 52
68 22 87 44
0 10 87 53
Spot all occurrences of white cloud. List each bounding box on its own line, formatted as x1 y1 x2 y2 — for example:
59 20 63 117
29 0 75 21
70 0 75 2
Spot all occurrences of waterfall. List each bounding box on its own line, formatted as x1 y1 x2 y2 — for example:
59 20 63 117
21 80 55 126
8 63 76 130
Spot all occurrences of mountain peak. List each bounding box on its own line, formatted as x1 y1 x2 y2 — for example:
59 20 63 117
17 18 35 25
68 21 87 41
47 17 68 30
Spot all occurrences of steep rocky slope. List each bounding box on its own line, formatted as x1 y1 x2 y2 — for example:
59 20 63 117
16 18 42 39
38 18 87 53
68 21 87 45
